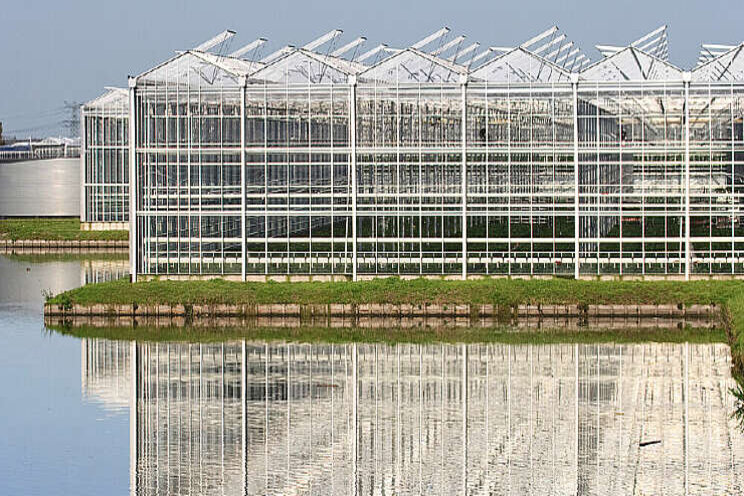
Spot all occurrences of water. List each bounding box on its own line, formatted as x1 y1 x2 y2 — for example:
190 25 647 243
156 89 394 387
0 158 79 217
1 253 743 495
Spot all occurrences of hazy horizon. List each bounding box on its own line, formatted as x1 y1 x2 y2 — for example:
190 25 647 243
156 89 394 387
1 0 742 138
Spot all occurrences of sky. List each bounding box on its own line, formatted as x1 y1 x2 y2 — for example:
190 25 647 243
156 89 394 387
0 0 742 138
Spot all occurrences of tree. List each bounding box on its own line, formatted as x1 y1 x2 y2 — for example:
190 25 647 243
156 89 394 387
0 121 4 145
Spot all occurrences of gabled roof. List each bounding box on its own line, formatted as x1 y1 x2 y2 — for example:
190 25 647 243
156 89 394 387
692 43 744 82
359 47 467 83
83 88 128 110
469 47 571 83
135 51 258 88
249 48 363 84
581 46 683 81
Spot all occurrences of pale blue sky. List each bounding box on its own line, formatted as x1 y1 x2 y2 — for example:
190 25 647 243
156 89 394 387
0 0 741 137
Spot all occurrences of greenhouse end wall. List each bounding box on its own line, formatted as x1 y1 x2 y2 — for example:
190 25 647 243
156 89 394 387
130 80 744 281
81 90 130 229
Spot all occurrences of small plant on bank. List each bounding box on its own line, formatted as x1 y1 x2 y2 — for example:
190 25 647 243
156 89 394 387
41 288 54 302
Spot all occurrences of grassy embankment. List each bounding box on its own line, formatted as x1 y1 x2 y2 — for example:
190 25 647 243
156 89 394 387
46 277 743 352
0 218 127 241
46 277 744 307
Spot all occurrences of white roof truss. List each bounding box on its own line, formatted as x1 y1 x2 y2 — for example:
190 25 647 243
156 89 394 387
360 47 467 83
692 43 744 81
596 25 669 61
581 45 683 81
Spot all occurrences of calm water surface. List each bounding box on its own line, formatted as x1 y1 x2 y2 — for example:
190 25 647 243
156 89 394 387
1 253 744 495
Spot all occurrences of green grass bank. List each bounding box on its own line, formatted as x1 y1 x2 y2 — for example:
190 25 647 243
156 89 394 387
44 278 744 362
0 217 127 241
47 277 744 307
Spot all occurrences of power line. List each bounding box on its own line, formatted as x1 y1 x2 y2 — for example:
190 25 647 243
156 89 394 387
62 101 80 138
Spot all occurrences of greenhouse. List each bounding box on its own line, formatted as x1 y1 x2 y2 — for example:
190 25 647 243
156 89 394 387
123 26 744 281
81 87 129 229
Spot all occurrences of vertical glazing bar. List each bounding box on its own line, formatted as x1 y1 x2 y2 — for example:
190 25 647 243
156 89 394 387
129 340 137 496
128 79 138 282
462 343 468 494
732 84 736 275
685 341 689 495
572 76 580 279
575 342 579 494
241 81 247 281
241 340 246 496
684 74 692 280
350 77 358 281
352 343 358 496
80 105 86 223
461 79 468 280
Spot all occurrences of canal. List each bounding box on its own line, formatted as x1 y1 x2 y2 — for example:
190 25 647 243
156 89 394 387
1 252 743 495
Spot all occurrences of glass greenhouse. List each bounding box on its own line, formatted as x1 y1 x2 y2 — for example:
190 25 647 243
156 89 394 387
119 26 744 280
81 87 130 229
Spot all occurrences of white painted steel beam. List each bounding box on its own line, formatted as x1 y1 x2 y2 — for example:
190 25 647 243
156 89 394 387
533 34 566 55
260 45 295 63
194 30 236 52
448 42 479 63
303 29 343 51
411 27 450 50
331 36 367 57
357 43 388 63
128 80 137 282
432 35 465 56
229 38 267 58
521 26 559 49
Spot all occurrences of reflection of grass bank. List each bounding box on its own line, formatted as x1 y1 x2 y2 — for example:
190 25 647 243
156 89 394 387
46 277 744 307
0 218 127 241
4 252 128 263
48 324 727 345
45 278 744 378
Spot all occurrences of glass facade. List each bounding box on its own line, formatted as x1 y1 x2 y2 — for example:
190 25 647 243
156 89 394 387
81 88 130 225
127 40 744 280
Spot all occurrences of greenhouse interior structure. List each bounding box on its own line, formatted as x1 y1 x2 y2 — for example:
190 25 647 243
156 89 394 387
82 26 744 280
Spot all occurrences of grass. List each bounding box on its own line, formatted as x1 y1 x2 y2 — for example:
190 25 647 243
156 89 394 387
45 277 744 307
0 217 128 241
44 277 744 376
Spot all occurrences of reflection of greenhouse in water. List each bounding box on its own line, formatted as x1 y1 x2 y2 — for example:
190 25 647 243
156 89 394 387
82 339 744 495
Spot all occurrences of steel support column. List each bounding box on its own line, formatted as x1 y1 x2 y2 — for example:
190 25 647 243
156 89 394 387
684 74 692 280
128 78 137 282
79 106 86 223
240 80 247 281
129 340 137 496
350 77 358 281
572 75 580 279
461 78 468 280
